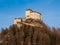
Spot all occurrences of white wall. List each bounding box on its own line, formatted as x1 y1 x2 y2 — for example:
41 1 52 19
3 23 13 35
26 10 32 18
14 18 21 24
26 11 42 20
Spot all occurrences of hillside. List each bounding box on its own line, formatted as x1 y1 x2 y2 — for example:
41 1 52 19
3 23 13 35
0 18 60 45
0 9 60 45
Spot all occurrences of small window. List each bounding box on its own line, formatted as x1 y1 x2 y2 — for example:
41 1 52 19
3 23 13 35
27 15 29 17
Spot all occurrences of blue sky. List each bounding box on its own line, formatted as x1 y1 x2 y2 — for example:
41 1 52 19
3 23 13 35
0 0 60 31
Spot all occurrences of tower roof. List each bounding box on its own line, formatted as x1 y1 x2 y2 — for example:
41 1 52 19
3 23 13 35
26 9 42 15
26 9 32 11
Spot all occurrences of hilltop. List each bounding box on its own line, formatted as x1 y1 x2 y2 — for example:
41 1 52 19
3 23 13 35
0 9 60 45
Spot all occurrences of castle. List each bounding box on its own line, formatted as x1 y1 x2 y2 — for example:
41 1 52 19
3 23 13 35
14 9 42 27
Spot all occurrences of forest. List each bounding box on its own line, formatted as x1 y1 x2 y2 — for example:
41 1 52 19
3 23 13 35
0 20 60 45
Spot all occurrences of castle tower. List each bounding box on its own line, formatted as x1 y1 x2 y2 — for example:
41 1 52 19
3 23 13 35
26 9 32 18
26 9 42 20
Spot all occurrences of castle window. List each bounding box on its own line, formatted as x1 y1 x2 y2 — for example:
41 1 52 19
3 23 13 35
27 15 29 17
